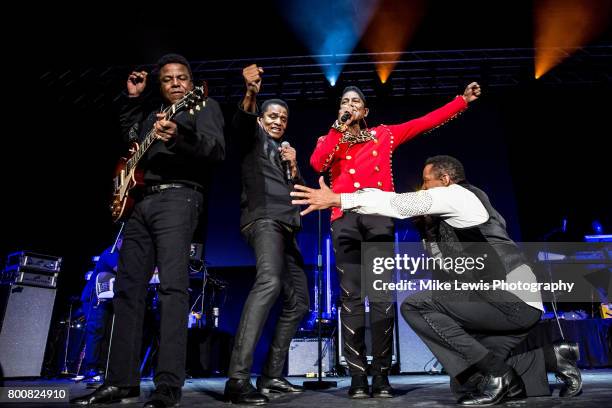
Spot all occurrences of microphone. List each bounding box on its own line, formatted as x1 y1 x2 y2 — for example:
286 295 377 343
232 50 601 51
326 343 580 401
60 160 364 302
340 111 352 123
280 141 293 183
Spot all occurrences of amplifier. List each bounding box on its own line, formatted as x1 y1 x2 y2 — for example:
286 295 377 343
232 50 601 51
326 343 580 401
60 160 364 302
396 285 441 373
18 270 58 288
287 337 334 376
6 251 62 273
1 269 58 288
0 284 57 377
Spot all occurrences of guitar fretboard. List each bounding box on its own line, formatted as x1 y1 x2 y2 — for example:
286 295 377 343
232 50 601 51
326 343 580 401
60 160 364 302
124 89 204 174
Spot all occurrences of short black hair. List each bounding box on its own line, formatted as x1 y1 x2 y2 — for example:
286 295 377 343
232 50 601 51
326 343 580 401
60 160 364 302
155 53 193 79
341 86 366 106
261 99 289 116
425 155 466 183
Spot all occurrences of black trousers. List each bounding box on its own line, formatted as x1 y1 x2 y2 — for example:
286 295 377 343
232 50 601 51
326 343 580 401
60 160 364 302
332 212 395 376
84 300 113 372
228 219 310 379
401 287 550 397
107 188 202 388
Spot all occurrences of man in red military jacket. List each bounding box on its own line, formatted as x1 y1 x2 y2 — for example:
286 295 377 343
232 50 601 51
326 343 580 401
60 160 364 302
309 83 481 399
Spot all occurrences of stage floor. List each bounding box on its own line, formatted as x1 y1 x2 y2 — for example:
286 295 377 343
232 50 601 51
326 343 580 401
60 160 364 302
4 370 612 407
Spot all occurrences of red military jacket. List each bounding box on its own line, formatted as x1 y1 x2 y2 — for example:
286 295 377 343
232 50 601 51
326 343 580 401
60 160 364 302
310 96 468 222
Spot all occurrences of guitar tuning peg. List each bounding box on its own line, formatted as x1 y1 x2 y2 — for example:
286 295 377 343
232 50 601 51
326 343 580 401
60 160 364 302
189 108 194 115
195 105 201 111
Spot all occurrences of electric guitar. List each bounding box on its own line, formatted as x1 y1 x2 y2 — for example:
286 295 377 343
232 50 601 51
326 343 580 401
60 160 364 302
110 83 208 222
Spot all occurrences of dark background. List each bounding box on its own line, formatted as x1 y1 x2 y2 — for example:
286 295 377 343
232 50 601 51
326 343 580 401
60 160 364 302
2 0 610 374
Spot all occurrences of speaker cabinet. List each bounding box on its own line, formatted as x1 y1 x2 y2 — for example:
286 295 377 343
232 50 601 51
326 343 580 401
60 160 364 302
396 287 441 373
0 284 57 377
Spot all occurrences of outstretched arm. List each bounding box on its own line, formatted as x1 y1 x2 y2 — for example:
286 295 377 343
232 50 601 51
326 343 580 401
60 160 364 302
388 82 481 146
290 177 422 218
291 178 488 225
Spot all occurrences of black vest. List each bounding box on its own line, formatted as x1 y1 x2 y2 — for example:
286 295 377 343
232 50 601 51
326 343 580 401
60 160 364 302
425 182 525 282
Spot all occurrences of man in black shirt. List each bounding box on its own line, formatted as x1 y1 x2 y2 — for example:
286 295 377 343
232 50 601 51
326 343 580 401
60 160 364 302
72 54 225 408
224 64 309 405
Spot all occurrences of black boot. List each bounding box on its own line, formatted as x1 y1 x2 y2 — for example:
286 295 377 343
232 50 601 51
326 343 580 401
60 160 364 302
70 384 140 405
458 368 524 406
553 341 582 397
224 378 268 405
143 384 181 408
348 374 369 399
371 374 393 398
256 376 304 393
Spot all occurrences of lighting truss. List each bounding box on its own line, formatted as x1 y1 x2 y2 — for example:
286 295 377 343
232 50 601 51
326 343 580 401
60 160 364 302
39 46 612 110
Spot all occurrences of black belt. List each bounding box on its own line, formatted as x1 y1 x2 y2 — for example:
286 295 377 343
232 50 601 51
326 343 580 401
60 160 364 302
145 183 204 195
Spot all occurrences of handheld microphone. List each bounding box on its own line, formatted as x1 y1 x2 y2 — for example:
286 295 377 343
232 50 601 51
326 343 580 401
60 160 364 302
340 111 352 123
280 141 293 183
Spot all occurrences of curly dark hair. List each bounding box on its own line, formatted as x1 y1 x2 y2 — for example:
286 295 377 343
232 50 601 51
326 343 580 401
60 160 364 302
424 155 466 183
155 53 193 79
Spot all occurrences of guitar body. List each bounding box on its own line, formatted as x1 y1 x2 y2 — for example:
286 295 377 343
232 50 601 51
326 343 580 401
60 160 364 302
110 142 145 223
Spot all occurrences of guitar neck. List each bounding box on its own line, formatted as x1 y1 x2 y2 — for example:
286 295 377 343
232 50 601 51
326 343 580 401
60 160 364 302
128 129 158 170
125 108 171 174
123 84 207 175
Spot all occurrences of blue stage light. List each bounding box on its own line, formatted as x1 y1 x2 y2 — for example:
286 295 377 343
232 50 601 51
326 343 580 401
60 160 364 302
283 0 378 84
592 220 604 234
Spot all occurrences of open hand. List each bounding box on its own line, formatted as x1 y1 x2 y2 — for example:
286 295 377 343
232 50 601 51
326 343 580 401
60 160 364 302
290 176 341 216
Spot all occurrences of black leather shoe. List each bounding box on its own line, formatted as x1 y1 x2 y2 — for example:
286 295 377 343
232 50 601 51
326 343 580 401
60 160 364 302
143 384 181 408
458 369 524 406
371 374 393 398
348 375 369 399
450 373 484 401
256 376 304 393
553 341 582 397
224 378 269 405
70 384 140 405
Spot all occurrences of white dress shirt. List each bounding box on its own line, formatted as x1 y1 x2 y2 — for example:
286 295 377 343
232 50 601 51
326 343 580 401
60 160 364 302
340 185 544 311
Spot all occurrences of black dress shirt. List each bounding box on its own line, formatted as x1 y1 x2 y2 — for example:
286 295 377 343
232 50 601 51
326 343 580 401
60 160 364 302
233 106 304 229
118 92 225 189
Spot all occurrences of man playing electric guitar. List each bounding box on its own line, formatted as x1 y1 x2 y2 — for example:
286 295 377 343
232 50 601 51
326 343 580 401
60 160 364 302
72 53 225 408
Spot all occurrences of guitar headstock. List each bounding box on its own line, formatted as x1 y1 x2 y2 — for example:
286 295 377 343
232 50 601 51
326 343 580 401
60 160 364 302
165 82 209 118
182 81 208 114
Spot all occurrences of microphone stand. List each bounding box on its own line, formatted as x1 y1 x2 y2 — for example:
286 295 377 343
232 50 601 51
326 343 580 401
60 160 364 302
540 220 567 339
103 223 124 379
303 209 337 390
60 302 73 376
